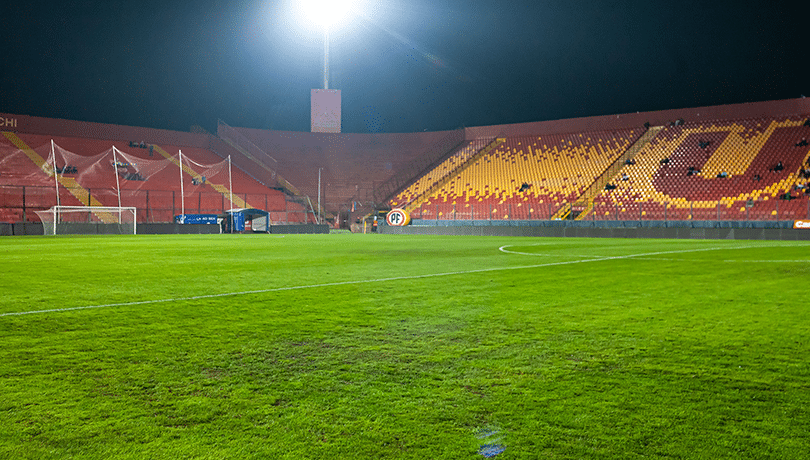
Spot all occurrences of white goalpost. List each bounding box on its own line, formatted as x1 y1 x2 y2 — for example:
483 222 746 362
35 206 137 236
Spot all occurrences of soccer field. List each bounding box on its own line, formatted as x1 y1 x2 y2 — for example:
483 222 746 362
1 234 808 459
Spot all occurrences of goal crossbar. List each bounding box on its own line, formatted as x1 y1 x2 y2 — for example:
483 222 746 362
35 206 137 235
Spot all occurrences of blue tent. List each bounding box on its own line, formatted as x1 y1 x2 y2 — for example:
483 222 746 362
221 208 270 233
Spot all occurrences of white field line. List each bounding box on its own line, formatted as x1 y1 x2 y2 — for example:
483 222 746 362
2 243 807 318
627 257 810 263
498 242 810 258
722 260 810 263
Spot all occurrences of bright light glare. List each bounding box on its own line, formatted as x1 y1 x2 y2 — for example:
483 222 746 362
301 0 354 28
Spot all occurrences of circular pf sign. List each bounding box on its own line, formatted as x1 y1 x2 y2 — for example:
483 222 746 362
386 208 411 226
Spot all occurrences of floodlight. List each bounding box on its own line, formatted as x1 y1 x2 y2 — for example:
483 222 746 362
299 0 356 89
301 0 354 28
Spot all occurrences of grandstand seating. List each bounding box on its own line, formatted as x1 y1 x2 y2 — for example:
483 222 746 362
402 129 644 220
589 116 810 221
4 101 810 227
0 132 309 223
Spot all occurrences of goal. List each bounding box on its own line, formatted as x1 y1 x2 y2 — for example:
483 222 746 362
35 206 137 236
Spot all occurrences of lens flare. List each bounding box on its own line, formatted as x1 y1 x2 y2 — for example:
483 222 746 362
301 0 354 28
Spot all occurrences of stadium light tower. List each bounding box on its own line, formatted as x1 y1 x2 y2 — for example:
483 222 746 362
301 0 353 90
302 0 353 133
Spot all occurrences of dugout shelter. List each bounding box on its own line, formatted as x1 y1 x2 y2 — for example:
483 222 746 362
222 208 270 233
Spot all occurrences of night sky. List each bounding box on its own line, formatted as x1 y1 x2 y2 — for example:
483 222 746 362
3 0 807 134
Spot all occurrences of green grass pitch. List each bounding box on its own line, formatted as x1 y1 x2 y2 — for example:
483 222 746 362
1 234 808 459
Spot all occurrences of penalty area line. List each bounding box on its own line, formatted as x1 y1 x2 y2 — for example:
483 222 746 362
498 241 810 257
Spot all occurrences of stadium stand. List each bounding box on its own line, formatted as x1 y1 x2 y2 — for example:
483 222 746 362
3 98 810 229
0 132 310 224
588 116 810 221
401 129 644 220
389 138 494 208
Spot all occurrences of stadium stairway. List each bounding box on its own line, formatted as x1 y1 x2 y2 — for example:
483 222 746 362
572 126 665 220
216 129 332 222
2 132 117 222
218 137 302 198
150 144 313 223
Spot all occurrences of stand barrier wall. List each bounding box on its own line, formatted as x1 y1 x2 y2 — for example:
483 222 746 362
407 199 810 223
380 219 810 241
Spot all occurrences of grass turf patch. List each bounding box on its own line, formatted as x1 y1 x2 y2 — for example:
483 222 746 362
1 234 808 458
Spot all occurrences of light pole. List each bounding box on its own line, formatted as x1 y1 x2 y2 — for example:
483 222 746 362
323 27 329 89
301 0 352 89
318 167 322 224
303 1 351 134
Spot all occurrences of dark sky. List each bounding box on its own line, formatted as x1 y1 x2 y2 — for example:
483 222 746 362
3 0 807 134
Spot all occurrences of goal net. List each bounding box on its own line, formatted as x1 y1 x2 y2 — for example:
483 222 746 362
35 206 137 235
